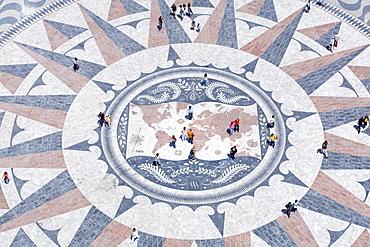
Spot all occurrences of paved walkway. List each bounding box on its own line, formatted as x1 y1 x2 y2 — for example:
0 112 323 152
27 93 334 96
2 0 370 33
0 0 370 246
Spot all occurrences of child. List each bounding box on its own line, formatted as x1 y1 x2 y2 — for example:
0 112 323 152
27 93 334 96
190 21 196 30
196 23 201 32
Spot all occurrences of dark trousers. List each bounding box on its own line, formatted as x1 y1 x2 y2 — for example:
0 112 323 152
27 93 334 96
229 153 236 160
267 141 275 148
188 137 193 144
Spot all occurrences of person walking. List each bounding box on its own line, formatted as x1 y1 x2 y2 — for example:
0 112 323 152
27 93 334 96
285 202 293 218
233 118 240 132
334 32 340 49
200 73 209 87
189 146 196 159
157 16 163 30
267 115 275 128
130 228 140 244
364 116 369 129
304 0 311 13
178 5 185 21
98 112 105 127
171 4 177 18
321 140 328 158
152 153 162 166
3 172 9 184
170 135 176 148
104 115 111 129
292 199 299 212
187 106 193 120
267 133 278 148
187 129 195 144
196 23 201 32
187 3 193 17
73 57 79 72
180 127 188 141
358 117 364 134
229 146 237 160
190 20 196 30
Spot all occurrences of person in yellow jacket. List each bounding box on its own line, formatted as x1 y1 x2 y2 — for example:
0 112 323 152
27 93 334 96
268 133 278 148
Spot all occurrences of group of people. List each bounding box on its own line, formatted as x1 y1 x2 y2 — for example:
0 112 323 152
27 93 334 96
304 0 327 13
357 116 369 134
97 112 111 128
171 3 193 20
163 3 201 32
282 200 299 218
227 118 240 136
179 126 195 144
266 115 278 148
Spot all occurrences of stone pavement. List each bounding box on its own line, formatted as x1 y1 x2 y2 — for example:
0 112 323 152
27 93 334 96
0 0 370 246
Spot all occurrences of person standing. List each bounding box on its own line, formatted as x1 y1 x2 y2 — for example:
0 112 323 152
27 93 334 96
334 32 340 49
170 135 176 148
187 129 195 144
321 140 328 158
130 228 140 244
157 16 163 31
187 106 193 120
73 57 79 72
229 146 237 160
3 172 9 184
233 118 240 132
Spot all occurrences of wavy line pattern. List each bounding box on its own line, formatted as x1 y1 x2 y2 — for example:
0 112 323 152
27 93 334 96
0 0 77 47
306 0 370 36
0 0 53 33
329 0 370 25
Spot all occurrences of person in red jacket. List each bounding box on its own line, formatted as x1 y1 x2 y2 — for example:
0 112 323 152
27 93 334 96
233 118 240 132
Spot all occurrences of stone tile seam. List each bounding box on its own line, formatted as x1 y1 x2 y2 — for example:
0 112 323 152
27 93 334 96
302 0 370 38
0 0 79 49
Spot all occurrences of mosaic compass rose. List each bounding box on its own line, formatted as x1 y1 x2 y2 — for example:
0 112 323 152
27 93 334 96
0 0 370 246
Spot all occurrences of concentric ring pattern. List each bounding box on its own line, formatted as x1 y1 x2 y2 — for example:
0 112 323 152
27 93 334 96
0 0 370 246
